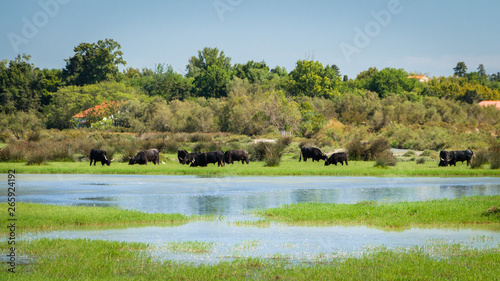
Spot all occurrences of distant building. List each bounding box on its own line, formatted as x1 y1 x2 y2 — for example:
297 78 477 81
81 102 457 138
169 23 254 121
73 101 124 128
478 100 500 110
407 75 430 83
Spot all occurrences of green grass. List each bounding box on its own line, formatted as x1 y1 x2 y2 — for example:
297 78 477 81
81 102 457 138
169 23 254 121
256 195 500 229
2 238 499 280
0 203 211 233
165 241 215 253
2 155 499 176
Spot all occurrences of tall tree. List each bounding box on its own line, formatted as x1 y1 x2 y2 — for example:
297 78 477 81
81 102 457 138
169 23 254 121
63 38 126 86
0 54 44 113
368 68 420 98
186 47 231 98
453 62 467 77
287 60 341 98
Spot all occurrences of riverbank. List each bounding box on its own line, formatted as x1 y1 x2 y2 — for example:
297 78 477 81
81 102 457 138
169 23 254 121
2 158 500 177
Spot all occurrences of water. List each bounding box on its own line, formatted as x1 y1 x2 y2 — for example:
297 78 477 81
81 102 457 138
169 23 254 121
5 174 500 263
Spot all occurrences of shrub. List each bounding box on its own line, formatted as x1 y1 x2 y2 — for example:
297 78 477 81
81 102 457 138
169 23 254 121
402 150 416 157
416 157 426 164
374 150 397 168
471 149 489 169
346 138 368 161
489 142 500 169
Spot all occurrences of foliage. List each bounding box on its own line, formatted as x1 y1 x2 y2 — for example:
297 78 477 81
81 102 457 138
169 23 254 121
368 68 421 97
186 47 231 98
287 60 341 98
62 38 126 86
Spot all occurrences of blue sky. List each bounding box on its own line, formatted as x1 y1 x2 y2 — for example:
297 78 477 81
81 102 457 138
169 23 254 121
1 0 499 78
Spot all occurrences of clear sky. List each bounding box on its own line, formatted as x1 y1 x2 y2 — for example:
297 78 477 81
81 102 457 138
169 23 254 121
1 0 499 79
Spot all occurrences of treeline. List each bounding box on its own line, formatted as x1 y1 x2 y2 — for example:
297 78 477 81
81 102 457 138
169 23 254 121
1 39 500 150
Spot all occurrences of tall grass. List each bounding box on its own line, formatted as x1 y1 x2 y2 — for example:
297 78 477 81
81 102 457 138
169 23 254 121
257 195 500 229
4 238 500 280
0 203 210 232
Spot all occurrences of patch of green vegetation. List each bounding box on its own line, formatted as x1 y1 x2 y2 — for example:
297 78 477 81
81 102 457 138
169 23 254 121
2 238 499 280
256 196 500 229
2 157 499 176
0 203 212 233
165 241 215 253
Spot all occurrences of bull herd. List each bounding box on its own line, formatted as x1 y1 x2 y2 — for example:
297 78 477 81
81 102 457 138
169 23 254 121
88 147 474 167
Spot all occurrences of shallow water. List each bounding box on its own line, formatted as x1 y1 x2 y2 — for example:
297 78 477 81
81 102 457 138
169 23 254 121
5 174 500 263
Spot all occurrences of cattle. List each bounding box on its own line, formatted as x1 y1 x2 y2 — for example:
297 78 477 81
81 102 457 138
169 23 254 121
182 152 201 165
224 150 249 164
325 152 348 166
190 151 224 167
89 149 113 166
299 147 327 162
129 149 160 165
439 150 474 166
178 149 188 164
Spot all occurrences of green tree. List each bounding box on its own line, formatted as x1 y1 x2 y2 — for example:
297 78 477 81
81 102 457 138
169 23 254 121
287 60 341 98
63 38 126 86
0 55 45 113
127 64 192 101
453 62 467 77
186 47 231 98
369 68 420 98
232 60 270 83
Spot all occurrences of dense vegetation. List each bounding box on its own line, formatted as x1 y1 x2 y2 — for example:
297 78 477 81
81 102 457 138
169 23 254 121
1 38 500 158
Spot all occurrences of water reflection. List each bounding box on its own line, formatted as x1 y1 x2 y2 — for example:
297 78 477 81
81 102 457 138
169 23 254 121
7 175 500 216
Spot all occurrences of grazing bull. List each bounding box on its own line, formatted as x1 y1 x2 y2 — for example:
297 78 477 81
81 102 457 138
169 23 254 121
129 149 160 165
224 150 249 164
325 152 348 166
299 147 327 162
190 151 224 167
439 150 474 166
178 149 188 164
89 149 113 166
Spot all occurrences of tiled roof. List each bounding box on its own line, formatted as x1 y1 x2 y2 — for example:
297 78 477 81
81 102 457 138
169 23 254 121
73 101 123 118
478 100 500 109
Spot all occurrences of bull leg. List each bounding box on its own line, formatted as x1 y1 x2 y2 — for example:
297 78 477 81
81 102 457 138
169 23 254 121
345 160 348 166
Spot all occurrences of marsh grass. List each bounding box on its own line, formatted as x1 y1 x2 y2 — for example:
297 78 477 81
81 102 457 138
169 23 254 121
256 195 500 229
0 203 210 233
165 241 215 253
3 156 499 176
3 238 500 280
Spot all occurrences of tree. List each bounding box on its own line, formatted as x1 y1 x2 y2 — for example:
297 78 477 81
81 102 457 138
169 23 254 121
0 54 44 113
287 60 341 98
63 38 126 86
368 68 420 97
126 64 192 101
232 60 270 83
453 62 467 77
186 47 231 98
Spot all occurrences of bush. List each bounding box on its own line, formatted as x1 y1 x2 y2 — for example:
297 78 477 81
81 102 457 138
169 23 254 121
346 138 368 161
416 157 426 164
489 142 500 169
471 149 489 169
374 150 397 168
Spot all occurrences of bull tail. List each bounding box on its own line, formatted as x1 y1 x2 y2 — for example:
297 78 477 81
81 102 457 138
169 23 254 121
299 152 302 162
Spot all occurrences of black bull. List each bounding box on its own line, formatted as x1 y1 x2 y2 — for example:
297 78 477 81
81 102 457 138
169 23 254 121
89 149 113 166
224 150 249 164
439 150 474 166
325 152 348 166
191 151 224 167
129 149 160 165
299 147 327 162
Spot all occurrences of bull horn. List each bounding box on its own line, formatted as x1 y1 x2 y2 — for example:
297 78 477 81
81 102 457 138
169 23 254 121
111 158 115 162
104 155 109 161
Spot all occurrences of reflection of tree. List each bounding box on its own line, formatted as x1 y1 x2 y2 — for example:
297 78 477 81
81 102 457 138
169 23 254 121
189 195 230 215
439 185 489 198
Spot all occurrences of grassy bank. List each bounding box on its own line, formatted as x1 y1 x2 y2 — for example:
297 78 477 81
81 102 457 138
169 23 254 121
2 238 499 280
0 203 211 233
256 195 500 229
2 157 500 176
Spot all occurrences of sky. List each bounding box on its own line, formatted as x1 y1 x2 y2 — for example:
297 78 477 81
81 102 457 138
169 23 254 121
1 0 499 79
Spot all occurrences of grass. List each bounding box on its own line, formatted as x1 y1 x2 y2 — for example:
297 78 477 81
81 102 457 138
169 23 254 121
256 195 500 229
165 241 215 253
2 154 500 176
0 203 212 233
2 238 499 280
